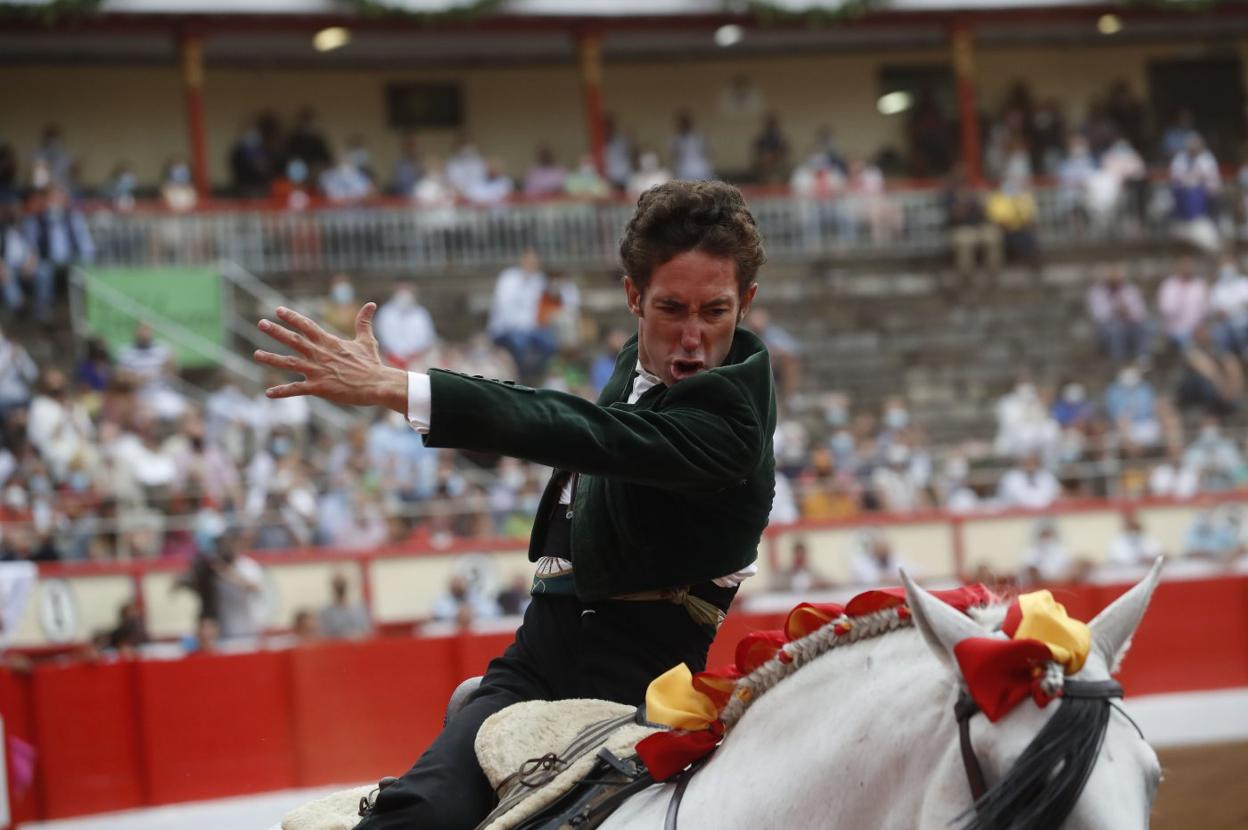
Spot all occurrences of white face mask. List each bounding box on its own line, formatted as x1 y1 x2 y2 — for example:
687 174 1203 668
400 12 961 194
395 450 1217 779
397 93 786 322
331 283 354 304
392 290 414 308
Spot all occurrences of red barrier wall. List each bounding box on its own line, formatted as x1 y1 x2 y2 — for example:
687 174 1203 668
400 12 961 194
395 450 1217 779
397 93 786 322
2 574 1246 826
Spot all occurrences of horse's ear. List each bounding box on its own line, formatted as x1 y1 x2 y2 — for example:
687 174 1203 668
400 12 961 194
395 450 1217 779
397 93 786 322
901 569 984 672
1088 557 1164 673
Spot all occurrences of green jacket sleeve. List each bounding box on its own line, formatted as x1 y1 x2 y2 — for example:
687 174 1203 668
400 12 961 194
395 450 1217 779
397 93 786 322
422 368 765 491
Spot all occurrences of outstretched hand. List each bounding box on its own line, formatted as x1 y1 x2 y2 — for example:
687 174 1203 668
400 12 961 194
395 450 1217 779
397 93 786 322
254 304 408 413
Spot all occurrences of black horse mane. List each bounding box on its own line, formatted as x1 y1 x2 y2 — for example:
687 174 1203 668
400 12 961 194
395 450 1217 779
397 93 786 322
956 693 1114 830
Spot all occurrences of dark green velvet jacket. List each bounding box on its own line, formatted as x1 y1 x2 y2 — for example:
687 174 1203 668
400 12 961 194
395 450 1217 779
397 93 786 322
423 328 776 601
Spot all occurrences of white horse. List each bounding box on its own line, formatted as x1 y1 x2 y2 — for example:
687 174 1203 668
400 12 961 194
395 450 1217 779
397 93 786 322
284 562 1163 830
601 563 1163 830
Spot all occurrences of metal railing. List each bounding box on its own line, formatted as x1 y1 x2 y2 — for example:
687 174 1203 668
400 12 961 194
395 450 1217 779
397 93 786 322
84 184 1179 276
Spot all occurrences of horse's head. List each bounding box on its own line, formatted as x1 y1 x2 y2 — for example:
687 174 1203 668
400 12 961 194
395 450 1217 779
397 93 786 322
902 562 1164 830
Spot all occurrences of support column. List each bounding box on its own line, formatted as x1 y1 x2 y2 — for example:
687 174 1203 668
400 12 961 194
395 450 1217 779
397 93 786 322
179 30 210 199
951 20 982 184
576 29 606 174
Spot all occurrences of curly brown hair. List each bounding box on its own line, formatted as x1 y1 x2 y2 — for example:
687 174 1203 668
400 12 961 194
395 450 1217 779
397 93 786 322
619 180 765 298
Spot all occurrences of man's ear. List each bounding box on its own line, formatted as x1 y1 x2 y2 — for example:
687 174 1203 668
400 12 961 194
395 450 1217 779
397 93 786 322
738 282 759 323
623 276 643 318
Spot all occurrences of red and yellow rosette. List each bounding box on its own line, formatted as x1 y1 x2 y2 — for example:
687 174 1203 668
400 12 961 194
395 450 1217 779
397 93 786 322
636 663 725 781
953 590 1092 722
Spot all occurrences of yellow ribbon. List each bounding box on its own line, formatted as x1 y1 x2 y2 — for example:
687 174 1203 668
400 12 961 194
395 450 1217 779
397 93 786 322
1012 591 1092 674
645 663 720 731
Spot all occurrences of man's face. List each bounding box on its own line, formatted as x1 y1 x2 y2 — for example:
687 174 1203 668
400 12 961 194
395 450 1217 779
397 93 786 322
625 250 756 387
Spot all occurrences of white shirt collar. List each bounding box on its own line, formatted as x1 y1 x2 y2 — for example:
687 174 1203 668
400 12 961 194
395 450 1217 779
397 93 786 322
628 360 664 405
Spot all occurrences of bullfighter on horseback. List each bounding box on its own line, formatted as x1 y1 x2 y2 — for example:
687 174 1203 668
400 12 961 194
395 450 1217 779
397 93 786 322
254 179 777 830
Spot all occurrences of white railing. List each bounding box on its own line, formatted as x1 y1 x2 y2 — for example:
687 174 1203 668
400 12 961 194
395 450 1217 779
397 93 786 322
85 185 1168 275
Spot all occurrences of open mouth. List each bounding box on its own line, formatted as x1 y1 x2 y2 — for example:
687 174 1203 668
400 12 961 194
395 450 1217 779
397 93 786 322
670 358 706 380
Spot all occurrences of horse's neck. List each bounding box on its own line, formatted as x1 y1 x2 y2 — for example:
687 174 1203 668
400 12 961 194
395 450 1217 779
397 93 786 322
680 626 972 829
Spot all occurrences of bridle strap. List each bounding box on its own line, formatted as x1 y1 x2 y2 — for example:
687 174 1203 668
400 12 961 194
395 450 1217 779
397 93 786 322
955 694 989 804
954 679 1124 810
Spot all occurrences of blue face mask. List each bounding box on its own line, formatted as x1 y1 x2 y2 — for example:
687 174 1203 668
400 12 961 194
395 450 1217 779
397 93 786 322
170 165 191 185
331 283 354 304
287 159 308 184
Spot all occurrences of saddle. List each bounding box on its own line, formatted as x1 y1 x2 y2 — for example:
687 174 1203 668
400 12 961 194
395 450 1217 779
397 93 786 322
472 699 663 830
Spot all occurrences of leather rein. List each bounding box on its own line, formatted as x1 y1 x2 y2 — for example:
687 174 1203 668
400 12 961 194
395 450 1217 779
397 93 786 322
953 678 1126 806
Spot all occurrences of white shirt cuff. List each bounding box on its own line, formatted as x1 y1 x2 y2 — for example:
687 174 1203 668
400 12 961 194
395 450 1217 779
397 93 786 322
406 371 432 434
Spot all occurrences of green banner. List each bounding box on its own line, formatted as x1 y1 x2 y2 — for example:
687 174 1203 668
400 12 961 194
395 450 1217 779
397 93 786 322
83 267 224 369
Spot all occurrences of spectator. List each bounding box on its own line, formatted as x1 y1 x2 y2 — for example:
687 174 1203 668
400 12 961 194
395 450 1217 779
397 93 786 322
1058 135 1097 224
286 108 332 173
1021 518 1077 583
318 572 372 640
602 114 634 191
322 273 358 336
523 145 567 198
270 158 313 212
994 377 1060 462
105 163 138 211
319 152 374 204
1157 256 1209 348
807 125 846 173
430 574 499 627
770 539 828 592
564 154 609 200
374 281 438 370
871 443 927 513
291 608 320 643
946 171 1003 278
160 158 197 212
746 308 801 403
390 133 424 197
1175 322 1243 417
1181 506 1244 561
1160 109 1198 161
445 136 487 197
1100 136 1149 229
985 173 1039 265
0 202 37 317
21 183 95 322
1107 511 1164 567
1170 135 1221 252
464 157 514 208
116 321 174 395
31 124 73 190
210 529 267 640
1086 263 1150 362
850 528 909 585
487 247 555 381
847 157 900 243
627 151 671 198
100 599 148 656
670 110 713 181
75 336 112 393
1180 416 1242 492
186 616 220 654
412 157 457 219
230 120 273 198
27 368 93 482
752 112 790 184
590 328 630 394
0 327 39 417
1105 365 1163 453
1208 254 1248 356
495 573 531 616
344 135 376 184
997 452 1061 510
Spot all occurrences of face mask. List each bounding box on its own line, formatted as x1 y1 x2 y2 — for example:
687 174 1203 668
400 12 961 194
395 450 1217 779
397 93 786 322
1200 426 1220 442
170 165 191 185
1063 384 1086 404
331 283 354 304
1119 368 1140 388
287 159 308 184
884 408 909 430
69 471 92 492
116 172 136 193
348 149 370 168
824 406 848 428
830 431 855 457
392 290 414 308
271 436 293 457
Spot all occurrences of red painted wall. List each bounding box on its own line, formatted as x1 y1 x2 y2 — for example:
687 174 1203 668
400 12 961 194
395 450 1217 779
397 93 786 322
1 575 1244 826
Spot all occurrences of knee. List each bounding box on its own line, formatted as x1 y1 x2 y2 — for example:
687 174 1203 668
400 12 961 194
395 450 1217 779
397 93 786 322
360 793 485 830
